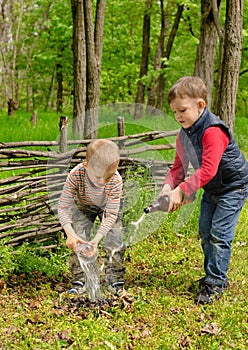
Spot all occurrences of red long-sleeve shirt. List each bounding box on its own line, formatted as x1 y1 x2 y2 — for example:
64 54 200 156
164 126 229 197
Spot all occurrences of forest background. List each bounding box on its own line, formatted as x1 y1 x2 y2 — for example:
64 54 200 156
0 1 248 349
1 0 247 133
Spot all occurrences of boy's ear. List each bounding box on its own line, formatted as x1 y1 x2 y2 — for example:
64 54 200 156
198 99 206 110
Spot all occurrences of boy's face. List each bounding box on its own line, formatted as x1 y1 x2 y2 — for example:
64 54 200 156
86 162 118 187
170 96 205 129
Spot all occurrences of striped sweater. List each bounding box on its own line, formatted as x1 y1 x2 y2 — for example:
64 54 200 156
57 161 123 237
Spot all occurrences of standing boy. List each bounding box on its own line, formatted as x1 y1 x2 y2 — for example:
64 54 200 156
161 76 248 304
58 139 126 294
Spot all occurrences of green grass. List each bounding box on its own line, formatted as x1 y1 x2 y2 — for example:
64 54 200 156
0 108 178 166
0 106 177 142
0 202 247 349
0 107 246 145
234 117 248 153
0 111 60 142
0 109 248 349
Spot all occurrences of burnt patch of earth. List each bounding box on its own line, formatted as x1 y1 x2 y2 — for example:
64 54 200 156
56 289 135 316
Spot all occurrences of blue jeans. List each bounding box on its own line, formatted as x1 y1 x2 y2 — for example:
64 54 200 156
198 185 248 286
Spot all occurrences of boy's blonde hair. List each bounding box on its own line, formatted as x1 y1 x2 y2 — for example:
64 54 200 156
168 76 208 105
86 139 120 171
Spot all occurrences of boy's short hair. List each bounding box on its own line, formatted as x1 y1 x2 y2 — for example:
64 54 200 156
168 76 208 105
86 139 120 170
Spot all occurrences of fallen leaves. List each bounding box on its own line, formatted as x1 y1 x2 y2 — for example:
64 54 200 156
201 322 220 335
0 270 247 349
54 288 135 315
178 322 220 348
119 288 135 312
0 279 7 292
179 335 191 348
5 324 17 335
104 340 115 350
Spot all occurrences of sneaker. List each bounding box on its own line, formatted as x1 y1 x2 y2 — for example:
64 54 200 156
108 281 125 294
67 281 86 295
194 278 230 305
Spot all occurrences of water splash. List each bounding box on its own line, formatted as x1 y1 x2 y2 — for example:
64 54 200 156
131 213 146 233
77 255 101 301
108 247 118 263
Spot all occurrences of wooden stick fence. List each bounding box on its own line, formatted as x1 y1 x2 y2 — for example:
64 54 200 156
0 116 178 249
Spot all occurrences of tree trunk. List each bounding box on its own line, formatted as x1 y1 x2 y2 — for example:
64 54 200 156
71 0 105 139
71 0 87 138
194 0 221 110
26 84 32 112
84 0 106 139
84 0 99 139
56 59 63 114
30 111 38 127
7 99 18 116
0 0 12 109
155 4 184 111
147 0 168 112
146 3 183 113
11 0 24 104
214 0 243 133
45 65 56 112
134 0 153 120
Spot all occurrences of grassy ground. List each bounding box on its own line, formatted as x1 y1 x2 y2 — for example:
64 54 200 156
0 201 247 349
0 110 248 349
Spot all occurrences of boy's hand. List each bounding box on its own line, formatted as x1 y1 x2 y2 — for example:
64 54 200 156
63 223 87 252
81 232 104 260
79 242 98 260
167 187 196 212
66 235 87 252
159 184 172 197
167 186 184 212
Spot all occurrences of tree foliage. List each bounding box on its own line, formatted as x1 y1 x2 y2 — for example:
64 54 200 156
0 0 247 124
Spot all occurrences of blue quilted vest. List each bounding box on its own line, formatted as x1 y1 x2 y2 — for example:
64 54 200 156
179 108 248 194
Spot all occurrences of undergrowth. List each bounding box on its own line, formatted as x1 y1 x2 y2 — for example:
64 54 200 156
0 201 247 349
0 110 247 349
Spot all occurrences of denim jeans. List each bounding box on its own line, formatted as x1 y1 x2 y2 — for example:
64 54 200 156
198 185 248 286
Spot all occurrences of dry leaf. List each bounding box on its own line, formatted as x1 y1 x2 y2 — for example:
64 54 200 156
201 322 220 335
104 340 115 350
179 335 191 347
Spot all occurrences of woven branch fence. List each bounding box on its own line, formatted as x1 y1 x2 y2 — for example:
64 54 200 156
0 116 178 250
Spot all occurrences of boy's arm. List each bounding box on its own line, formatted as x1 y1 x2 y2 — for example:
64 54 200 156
89 231 104 246
57 170 79 228
58 166 88 251
161 134 189 196
179 127 229 197
63 223 87 252
167 127 229 212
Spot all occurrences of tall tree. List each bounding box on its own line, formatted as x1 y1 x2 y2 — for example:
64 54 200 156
134 0 153 120
71 0 106 139
214 0 243 132
0 0 72 113
0 0 22 113
194 0 221 109
71 0 86 138
154 3 184 111
146 2 184 113
56 59 63 114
